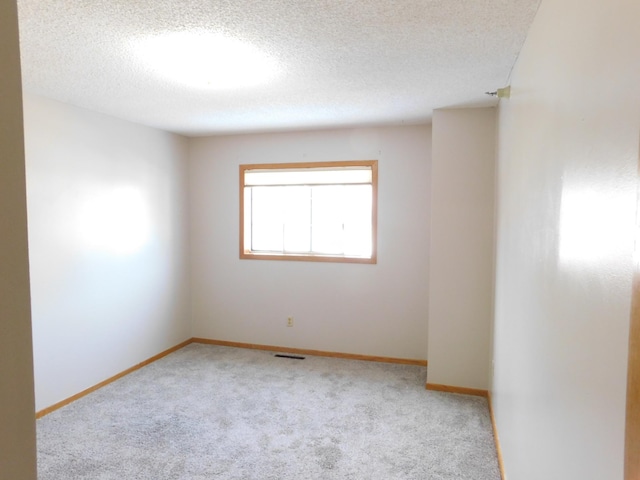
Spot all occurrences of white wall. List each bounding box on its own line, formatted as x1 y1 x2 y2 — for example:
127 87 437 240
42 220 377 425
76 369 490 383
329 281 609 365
428 107 496 390
492 0 640 478
24 94 191 411
189 126 430 360
0 1 37 477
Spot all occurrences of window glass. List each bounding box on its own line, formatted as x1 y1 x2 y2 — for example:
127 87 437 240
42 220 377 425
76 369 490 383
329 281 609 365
240 161 377 264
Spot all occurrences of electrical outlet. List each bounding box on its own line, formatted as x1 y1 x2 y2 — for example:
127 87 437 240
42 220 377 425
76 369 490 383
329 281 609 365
287 317 294 327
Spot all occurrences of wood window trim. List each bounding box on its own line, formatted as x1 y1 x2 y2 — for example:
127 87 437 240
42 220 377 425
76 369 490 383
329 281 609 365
239 160 378 264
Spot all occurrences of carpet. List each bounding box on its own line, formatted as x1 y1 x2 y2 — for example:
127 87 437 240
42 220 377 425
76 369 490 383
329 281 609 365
37 343 500 479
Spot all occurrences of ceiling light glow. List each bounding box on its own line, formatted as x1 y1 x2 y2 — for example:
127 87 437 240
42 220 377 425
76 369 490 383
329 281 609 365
134 31 279 90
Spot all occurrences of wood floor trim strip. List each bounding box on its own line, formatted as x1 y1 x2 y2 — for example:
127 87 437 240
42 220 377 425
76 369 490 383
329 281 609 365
488 391 506 480
35 339 193 419
35 337 427 419
425 382 489 398
426 383 504 478
191 338 428 366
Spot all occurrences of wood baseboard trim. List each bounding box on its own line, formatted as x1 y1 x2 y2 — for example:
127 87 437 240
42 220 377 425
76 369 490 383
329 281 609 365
35 338 426 419
426 383 505 478
488 391 506 480
191 338 428 366
35 339 193 419
425 382 489 398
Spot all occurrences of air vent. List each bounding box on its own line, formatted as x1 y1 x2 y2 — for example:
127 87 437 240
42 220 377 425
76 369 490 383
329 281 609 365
274 354 305 360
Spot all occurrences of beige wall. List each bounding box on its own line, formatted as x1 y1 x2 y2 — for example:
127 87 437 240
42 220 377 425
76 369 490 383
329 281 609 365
23 94 192 411
188 126 430 360
0 1 38 478
492 0 640 478
428 107 497 390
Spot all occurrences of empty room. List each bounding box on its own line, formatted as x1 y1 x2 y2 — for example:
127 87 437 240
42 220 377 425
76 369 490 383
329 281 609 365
2 0 639 479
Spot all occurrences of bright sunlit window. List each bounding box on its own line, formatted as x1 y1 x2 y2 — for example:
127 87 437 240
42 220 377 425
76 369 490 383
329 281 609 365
240 161 378 264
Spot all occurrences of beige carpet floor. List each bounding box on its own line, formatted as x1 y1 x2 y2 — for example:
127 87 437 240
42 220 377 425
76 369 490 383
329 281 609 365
37 343 500 479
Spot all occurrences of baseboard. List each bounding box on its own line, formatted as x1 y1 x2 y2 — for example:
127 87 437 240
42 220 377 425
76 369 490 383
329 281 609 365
487 391 506 480
191 337 428 366
425 382 488 398
35 337 427 418
426 383 505 478
35 338 193 418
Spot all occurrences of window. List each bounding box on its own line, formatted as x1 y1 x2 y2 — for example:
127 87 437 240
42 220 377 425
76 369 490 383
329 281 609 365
240 160 377 263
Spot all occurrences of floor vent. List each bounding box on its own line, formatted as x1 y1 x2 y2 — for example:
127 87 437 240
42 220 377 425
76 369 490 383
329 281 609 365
274 354 305 360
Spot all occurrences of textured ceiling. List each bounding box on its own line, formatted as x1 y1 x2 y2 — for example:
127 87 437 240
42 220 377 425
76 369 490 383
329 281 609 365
17 0 540 136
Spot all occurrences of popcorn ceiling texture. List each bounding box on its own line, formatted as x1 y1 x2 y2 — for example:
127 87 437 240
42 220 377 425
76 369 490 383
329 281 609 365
17 0 540 136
